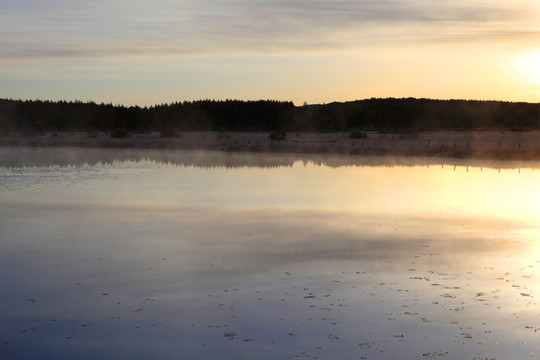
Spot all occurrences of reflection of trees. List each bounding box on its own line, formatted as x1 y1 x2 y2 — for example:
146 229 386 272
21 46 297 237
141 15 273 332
1 148 536 170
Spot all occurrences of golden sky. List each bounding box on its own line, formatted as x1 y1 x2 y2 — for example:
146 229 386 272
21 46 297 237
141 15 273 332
1 0 540 105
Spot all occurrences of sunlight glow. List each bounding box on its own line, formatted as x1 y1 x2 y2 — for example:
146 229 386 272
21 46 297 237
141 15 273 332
331 164 540 223
515 50 540 85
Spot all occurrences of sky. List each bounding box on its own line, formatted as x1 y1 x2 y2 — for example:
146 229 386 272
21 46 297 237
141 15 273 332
1 0 540 106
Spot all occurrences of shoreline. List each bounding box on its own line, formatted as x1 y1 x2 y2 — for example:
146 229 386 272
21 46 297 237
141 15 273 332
3 130 540 161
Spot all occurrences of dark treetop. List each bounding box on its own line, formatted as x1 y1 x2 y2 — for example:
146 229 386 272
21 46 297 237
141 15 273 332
1 98 540 133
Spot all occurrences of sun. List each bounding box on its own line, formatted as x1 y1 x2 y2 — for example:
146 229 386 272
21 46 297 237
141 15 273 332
514 50 540 85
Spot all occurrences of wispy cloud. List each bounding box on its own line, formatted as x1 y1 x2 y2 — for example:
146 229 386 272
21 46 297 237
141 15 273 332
189 0 539 47
1 0 539 60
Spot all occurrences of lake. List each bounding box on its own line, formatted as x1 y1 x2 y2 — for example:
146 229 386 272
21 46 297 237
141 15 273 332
1 147 540 360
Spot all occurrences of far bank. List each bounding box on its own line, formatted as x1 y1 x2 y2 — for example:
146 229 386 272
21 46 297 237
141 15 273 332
3 130 540 161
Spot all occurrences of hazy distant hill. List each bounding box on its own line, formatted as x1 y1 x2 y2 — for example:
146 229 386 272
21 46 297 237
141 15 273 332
1 98 539 133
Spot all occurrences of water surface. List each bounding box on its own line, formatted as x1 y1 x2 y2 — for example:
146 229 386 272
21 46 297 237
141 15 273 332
1 147 539 360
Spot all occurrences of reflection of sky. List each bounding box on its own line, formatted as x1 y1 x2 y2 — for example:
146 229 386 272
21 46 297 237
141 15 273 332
1 150 540 359
2 150 540 221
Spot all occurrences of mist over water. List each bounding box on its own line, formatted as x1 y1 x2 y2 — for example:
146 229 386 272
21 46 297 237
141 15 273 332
1 147 539 360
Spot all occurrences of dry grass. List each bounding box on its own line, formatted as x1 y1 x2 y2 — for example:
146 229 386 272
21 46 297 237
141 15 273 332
3 130 540 160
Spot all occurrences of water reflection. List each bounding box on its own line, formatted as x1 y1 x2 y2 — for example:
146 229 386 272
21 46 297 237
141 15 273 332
1 147 540 359
2 146 540 169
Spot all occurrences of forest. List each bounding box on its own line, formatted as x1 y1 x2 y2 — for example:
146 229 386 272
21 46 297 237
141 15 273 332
1 97 540 133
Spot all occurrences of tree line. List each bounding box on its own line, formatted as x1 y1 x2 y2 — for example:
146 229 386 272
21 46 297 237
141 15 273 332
1 97 540 133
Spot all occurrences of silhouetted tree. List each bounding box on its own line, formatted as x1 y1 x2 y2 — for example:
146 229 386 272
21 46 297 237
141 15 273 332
1 98 540 133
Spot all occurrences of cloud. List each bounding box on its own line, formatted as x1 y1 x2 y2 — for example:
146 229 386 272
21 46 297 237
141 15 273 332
1 0 539 60
192 0 539 46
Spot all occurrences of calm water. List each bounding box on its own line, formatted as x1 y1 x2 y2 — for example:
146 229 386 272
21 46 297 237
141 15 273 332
1 147 540 360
